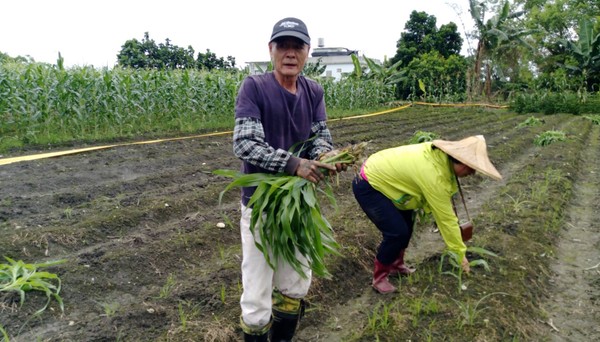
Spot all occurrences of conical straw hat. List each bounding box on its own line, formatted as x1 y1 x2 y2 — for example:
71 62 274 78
432 135 502 180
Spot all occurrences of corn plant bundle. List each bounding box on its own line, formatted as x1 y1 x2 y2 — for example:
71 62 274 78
0 257 67 315
215 142 368 279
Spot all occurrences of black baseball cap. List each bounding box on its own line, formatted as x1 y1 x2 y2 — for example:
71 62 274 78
270 17 311 45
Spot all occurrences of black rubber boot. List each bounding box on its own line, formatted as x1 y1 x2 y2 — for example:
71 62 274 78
269 310 300 342
243 331 268 342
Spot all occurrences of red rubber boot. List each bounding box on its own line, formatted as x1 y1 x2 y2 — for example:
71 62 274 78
373 259 396 294
389 249 415 276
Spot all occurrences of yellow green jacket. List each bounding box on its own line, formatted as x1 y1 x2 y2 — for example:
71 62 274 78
363 142 466 260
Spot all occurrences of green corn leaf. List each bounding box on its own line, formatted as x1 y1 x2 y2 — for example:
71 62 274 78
214 142 367 278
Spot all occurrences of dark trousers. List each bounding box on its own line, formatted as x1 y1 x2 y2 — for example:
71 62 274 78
352 176 414 264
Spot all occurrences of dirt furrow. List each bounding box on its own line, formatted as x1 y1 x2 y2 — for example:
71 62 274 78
542 124 600 341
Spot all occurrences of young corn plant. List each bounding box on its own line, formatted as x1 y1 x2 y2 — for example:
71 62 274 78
367 301 394 331
0 324 8 342
516 116 543 128
214 142 367 278
534 130 566 146
439 247 498 293
157 274 176 299
98 301 120 318
452 292 508 328
220 284 227 304
408 131 440 144
0 257 67 315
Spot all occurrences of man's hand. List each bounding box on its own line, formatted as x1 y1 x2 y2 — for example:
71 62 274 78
296 159 336 184
461 257 471 273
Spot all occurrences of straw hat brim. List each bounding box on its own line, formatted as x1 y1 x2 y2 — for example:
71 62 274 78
432 135 502 180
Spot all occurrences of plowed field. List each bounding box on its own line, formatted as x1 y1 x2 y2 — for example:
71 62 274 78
1 106 598 341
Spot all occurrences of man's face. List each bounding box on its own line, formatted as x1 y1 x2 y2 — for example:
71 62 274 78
269 37 310 77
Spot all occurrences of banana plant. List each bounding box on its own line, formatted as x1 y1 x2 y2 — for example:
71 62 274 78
349 54 405 86
559 18 600 92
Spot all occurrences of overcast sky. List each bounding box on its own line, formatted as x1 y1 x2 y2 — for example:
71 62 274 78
1 0 476 68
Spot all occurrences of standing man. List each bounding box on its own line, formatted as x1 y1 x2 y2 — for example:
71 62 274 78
233 17 338 342
352 135 502 294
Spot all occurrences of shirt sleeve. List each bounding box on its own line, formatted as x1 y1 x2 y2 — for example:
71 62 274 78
233 117 294 173
308 120 334 160
423 184 467 262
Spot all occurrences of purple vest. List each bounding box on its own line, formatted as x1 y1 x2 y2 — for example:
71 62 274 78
235 72 326 203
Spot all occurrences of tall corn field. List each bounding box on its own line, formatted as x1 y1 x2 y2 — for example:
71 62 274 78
0 62 243 147
0 61 395 151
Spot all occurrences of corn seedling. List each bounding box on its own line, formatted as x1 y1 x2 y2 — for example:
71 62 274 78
409 287 439 327
63 207 73 219
220 284 227 304
157 274 176 299
214 142 367 278
178 301 187 331
220 213 235 229
423 320 437 342
452 292 508 328
176 300 200 332
0 324 8 342
98 301 120 318
440 247 498 293
0 257 66 315
505 194 532 214
533 130 566 146
516 116 543 128
408 131 439 144
367 301 394 330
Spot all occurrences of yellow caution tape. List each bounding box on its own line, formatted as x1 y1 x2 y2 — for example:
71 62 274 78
0 102 508 166
0 131 233 166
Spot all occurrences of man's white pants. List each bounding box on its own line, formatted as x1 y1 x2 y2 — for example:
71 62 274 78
240 203 312 328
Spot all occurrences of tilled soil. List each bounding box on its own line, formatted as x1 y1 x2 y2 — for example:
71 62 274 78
0 107 598 341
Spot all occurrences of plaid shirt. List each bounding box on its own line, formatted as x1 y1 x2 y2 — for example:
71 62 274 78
233 117 333 173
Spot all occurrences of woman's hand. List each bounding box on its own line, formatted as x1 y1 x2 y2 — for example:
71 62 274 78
461 256 471 273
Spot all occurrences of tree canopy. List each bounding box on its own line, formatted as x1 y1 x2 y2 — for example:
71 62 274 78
389 11 463 69
117 32 236 71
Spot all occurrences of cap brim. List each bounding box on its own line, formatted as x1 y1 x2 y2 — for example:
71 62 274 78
270 31 310 45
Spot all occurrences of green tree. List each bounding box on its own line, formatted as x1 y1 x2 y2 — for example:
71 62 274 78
435 22 464 58
523 0 599 91
389 11 437 68
389 11 462 68
117 32 157 68
196 49 236 70
468 0 536 100
388 11 464 100
117 33 235 70
0 51 34 64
